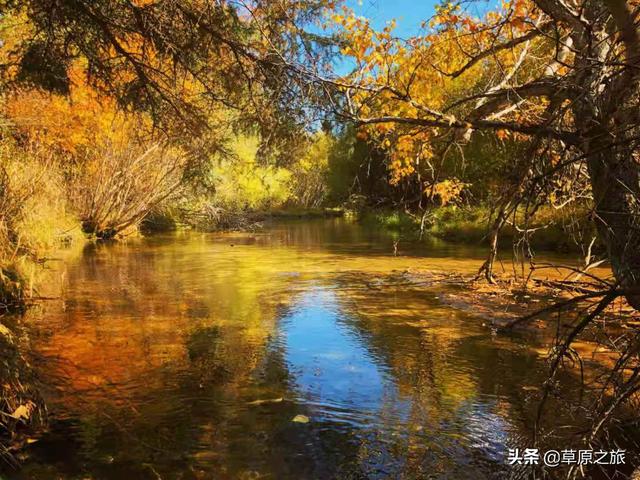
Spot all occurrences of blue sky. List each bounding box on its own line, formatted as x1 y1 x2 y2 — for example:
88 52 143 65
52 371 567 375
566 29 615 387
340 0 494 38
342 0 439 38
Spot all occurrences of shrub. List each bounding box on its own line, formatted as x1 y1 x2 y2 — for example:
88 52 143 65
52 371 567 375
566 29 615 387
209 135 292 212
70 141 186 239
0 139 80 311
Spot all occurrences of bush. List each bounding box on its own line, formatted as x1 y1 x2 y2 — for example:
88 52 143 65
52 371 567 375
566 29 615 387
0 139 80 310
70 141 186 239
210 135 292 212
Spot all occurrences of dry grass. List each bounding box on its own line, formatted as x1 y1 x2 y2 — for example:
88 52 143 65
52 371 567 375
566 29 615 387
0 140 80 311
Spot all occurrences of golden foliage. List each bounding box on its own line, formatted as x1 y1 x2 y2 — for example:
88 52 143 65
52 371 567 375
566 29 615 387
427 178 468 206
6 74 150 157
330 0 547 187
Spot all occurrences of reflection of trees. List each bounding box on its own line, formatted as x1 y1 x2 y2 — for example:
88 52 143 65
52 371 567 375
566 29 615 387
263 218 490 262
24 232 431 479
22 236 306 478
332 272 603 478
17 230 485 478
15 223 627 479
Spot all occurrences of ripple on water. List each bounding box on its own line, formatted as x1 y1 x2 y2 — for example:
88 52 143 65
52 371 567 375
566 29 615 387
11 221 611 480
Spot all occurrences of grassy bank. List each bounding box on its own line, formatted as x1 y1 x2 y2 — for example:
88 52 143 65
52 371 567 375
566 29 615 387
0 140 83 312
0 141 82 461
0 321 47 465
141 206 346 233
358 205 594 253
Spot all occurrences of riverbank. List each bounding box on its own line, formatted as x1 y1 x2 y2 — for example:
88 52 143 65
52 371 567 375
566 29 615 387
141 203 584 255
0 320 46 466
141 206 346 234
357 205 595 253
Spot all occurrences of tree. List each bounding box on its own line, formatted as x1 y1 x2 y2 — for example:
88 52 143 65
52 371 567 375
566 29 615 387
0 0 338 237
0 0 334 138
321 0 640 309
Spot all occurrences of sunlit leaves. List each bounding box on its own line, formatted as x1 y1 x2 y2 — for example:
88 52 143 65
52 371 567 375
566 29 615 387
428 178 468 206
5 76 149 157
328 0 547 189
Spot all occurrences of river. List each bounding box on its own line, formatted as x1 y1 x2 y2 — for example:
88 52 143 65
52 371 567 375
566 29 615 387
3 218 631 479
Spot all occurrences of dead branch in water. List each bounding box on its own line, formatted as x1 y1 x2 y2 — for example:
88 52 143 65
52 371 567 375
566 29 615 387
501 274 640 479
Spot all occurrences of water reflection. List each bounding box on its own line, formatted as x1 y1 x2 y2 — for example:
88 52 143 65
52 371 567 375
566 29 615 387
3 219 626 479
281 288 389 418
275 287 514 479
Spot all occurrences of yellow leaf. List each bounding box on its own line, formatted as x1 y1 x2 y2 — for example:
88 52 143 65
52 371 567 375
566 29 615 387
11 403 33 421
292 414 310 423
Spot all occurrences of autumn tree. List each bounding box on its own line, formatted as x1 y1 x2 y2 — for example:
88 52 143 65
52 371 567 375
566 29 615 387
311 2 640 472
0 0 340 237
0 0 335 146
316 0 640 310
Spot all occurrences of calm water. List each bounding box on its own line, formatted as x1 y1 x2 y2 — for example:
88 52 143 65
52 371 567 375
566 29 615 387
2 219 627 479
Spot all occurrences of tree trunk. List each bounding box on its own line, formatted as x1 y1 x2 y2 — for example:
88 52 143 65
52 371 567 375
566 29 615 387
585 134 640 309
477 202 511 283
572 21 640 309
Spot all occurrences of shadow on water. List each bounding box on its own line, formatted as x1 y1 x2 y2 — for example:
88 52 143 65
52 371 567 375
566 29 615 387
2 218 634 479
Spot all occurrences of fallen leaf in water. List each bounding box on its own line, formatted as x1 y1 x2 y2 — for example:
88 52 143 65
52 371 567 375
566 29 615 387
248 397 284 406
522 385 539 391
292 414 309 423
